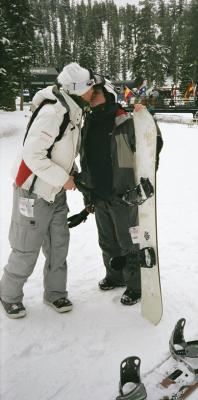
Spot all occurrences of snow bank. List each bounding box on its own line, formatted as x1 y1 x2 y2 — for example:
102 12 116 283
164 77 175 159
1 111 198 400
0 110 29 138
155 112 196 125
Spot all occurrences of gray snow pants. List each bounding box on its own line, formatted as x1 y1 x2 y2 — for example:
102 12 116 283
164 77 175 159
0 185 70 303
94 199 141 292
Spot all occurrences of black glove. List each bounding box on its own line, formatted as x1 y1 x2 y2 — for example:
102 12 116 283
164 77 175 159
67 208 89 228
73 172 92 195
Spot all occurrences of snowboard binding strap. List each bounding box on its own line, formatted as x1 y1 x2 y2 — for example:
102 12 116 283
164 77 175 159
122 177 154 207
116 356 147 400
139 247 156 268
169 318 198 374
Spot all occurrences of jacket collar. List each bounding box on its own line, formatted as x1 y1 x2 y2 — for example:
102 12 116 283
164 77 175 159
115 106 131 127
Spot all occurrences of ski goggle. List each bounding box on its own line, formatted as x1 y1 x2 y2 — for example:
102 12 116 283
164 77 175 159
89 69 118 100
69 79 95 91
88 68 106 85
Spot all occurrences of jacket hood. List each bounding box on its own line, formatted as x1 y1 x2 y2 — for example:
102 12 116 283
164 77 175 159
31 86 56 111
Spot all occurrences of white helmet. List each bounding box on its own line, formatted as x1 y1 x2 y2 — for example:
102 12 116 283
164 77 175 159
93 73 118 102
58 63 95 96
104 78 118 102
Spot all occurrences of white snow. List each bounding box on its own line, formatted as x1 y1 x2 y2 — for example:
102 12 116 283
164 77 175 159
0 110 198 400
0 38 10 45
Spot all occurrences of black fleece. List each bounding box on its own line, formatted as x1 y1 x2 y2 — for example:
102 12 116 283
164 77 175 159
84 103 118 200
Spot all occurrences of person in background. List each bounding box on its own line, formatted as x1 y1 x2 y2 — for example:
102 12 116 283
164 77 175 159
0 62 95 318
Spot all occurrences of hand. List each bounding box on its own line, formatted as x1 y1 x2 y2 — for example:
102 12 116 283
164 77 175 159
67 208 89 228
86 205 95 213
134 103 145 112
63 176 76 190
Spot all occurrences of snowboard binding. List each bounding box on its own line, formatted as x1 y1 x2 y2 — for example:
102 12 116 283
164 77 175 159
169 318 198 374
139 247 156 268
122 177 154 207
116 356 147 400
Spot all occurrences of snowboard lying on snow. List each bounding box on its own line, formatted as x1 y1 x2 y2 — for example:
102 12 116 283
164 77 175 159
116 318 198 400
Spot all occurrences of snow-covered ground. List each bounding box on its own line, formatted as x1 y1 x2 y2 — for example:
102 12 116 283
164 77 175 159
0 109 198 400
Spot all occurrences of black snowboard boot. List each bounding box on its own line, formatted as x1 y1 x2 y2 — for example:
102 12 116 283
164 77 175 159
0 299 26 318
120 289 141 306
98 277 125 290
44 297 73 313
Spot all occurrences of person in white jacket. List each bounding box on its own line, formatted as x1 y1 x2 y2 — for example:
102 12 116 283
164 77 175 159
0 62 95 318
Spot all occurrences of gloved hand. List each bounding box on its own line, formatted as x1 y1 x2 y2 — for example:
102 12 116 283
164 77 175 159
67 208 89 228
73 172 92 195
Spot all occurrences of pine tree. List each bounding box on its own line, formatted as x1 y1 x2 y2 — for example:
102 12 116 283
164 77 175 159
119 4 137 79
132 0 168 85
2 0 36 109
58 0 71 69
1 0 198 109
49 0 62 68
78 0 97 69
0 0 35 110
187 0 198 82
0 3 16 110
106 0 120 79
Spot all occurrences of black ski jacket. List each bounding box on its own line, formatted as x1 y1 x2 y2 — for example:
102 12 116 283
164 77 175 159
80 103 163 207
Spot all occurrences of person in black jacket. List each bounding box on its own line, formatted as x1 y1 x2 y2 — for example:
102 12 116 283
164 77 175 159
79 78 163 306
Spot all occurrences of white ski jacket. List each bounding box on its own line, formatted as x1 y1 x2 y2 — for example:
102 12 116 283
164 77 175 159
12 86 82 203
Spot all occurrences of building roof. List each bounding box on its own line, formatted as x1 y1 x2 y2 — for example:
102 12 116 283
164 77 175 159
30 67 58 76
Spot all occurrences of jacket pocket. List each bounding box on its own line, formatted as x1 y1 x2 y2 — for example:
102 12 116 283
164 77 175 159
115 134 135 168
9 218 42 252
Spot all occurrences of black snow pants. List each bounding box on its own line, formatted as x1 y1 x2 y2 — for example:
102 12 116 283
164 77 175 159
94 199 141 293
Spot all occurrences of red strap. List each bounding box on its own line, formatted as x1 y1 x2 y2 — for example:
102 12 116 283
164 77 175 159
15 160 32 187
116 107 128 117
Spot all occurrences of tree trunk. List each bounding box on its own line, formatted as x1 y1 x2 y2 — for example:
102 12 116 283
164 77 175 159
20 74 24 111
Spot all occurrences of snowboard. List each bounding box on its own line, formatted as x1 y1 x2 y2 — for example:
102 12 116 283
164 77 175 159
133 108 163 325
116 355 198 400
144 355 198 399
116 318 198 400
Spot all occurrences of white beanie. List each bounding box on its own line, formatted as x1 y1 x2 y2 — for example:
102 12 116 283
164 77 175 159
57 62 94 96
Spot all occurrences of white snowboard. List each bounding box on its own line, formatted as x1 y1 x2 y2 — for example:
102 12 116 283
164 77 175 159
133 108 163 325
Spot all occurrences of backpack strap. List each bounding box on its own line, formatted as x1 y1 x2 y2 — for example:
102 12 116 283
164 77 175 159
52 85 70 113
47 112 70 159
26 98 70 194
23 99 57 145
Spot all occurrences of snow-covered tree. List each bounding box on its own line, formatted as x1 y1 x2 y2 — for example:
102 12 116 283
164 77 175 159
0 0 35 109
1 0 198 109
0 11 16 110
132 0 169 85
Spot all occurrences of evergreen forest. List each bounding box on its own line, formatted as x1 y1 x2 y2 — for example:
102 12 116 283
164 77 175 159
0 0 197 109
